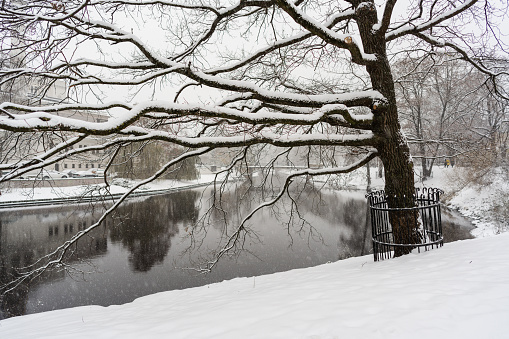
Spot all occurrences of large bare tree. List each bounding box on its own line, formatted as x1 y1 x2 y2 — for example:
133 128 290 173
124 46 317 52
0 0 507 285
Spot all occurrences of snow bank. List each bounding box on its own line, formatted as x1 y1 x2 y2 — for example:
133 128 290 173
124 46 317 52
445 168 509 237
1 233 508 338
0 174 220 203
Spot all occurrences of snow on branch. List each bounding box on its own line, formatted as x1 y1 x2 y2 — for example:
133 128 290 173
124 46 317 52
184 71 385 107
70 66 184 86
273 0 376 65
50 60 157 78
117 128 377 149
1 0 385 112
206 8 357 75
170 0 274 62
0 98 377 134
385 0 478 41
1 3 176 68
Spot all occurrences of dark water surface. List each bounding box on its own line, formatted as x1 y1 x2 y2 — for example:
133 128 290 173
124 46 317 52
0 184 474 319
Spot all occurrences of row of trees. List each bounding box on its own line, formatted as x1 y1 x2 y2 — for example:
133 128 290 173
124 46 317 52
0 0 508 288
395 54 508 180
113 141 200 180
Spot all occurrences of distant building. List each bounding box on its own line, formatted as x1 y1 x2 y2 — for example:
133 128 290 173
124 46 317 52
0 79 110 174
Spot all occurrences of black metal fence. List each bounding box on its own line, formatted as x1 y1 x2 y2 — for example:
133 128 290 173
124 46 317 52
366 187 444 261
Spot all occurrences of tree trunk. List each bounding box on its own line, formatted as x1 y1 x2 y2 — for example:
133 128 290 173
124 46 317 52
377 126 419 257
356 1 419 256
377 158 383 178
366 161 371 192
419 142 432 180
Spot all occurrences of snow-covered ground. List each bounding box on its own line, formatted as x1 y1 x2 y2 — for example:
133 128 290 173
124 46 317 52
1 165 508 338
441 168 509 237
0 173 221 203
1 233 508 339
419 166 508 237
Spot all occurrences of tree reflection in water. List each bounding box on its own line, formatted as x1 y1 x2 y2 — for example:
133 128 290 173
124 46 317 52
191 180 373 266
108 191 200 272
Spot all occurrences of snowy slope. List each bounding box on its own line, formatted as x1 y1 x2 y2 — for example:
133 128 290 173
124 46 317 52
1 233 508 338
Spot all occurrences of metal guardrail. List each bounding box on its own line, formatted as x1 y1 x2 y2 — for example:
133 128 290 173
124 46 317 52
0 182 213 209
366 187 444 261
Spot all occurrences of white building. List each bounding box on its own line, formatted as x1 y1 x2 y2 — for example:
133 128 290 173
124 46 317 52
0 79 110 174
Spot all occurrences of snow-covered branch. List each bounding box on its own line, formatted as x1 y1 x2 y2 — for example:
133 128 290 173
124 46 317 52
385 0 478 41
0 98 377 132
206 8 357 75
274 0 376 65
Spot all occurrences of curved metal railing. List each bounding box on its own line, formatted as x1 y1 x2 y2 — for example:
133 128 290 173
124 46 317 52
366 187 444 261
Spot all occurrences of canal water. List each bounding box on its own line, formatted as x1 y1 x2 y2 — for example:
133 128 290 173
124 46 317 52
0 184 474 319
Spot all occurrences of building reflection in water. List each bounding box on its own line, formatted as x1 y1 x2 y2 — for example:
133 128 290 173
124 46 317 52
0 205 107 318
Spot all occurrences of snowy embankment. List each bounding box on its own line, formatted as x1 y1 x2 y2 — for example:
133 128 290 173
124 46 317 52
424 166 509 237
322 165 507 238
446 172 508 237
0 174 221 205
1 233 508 338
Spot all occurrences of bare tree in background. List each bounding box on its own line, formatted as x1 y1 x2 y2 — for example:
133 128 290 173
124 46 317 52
112 141 200 180
0 0 508 287
395 54 507 180
476 82 509 165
